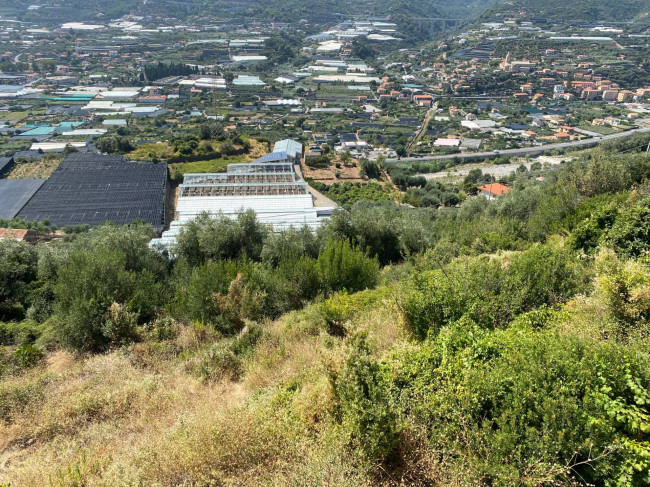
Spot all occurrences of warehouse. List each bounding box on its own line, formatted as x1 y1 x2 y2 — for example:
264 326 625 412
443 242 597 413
151 149 334 251
17 153 167 232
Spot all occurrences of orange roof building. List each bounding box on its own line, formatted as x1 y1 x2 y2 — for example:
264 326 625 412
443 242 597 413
477 183 511 200
0 228 37 242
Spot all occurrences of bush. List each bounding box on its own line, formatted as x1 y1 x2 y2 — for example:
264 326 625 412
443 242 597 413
172 259 242 332
53 239 166 352
360 158 381 179
601 195 650 259
261 226 321 267
403 242 586 338
146 316 180 341
0 320 42 346
385 323 650 485
195 341 243 382
305 156 330 168
591 250 650 338
13 343 44 369
317 239 379 295
334 332 397 462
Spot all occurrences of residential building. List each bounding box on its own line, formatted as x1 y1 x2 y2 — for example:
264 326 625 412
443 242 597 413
478 183 511 200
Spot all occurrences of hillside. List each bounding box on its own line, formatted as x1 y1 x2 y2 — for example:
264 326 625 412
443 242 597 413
8 0 649 27
1 136 650 485
8 0 497 25
480 0 650 22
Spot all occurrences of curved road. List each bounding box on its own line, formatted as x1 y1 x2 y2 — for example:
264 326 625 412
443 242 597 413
387 127 650 163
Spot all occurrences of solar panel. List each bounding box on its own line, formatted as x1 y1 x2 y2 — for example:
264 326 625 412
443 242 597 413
17 153 167 232
253 152 289 163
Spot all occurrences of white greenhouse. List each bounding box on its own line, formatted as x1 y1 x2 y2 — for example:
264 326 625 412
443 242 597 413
150 148 335 251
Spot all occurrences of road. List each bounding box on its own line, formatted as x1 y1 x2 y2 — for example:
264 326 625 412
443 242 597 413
386 127 650 163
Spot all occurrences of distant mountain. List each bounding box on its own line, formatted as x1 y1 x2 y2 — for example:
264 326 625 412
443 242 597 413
480 0 650 22
10 0 498 25
10 0 648 29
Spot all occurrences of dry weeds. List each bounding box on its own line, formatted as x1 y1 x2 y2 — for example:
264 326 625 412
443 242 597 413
0 294 406 486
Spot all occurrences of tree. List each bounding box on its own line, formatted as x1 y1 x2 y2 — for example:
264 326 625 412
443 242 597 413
175 211 267 266
51 224 167 352
199 122 224 140
95 135 134 154
0 241 38 321
360 158 380 179
62 144 79 157
350 37 378 61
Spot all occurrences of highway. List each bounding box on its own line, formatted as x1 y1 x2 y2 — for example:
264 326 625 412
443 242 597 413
386 127 650 163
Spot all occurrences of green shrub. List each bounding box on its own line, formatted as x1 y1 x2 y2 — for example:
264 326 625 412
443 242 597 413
0 241 38 321
385 323 650 485
0 320 42 346
13 343 44 369
568 200 620 254
53 244 164 352
601 195 650 259
172 259 240 326
334 332 397 462
195 341 242 382
147 316 180 341
403 242 586 338
317 239 379 295
175 210 267 266
592 250 650 338
319 293 357 337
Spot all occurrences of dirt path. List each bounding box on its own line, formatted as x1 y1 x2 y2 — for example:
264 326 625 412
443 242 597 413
406 102 437 156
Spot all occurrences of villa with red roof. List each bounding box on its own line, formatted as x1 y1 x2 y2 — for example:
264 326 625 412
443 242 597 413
477 183 512 200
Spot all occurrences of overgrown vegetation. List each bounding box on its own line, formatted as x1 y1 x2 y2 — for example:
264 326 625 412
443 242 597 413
1 147 650 486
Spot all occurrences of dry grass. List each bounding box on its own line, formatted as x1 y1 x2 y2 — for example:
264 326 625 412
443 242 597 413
301 160 365 184
0 289 407 486
6 156 62 179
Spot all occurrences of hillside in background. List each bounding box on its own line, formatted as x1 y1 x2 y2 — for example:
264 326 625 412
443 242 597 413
480 0 650 22
7 0 499 25
7 0 649 29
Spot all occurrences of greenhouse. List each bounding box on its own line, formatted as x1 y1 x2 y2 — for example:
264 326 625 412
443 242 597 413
151 150 334 250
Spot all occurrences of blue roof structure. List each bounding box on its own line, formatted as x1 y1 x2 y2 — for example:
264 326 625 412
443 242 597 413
0 179 46 219
20 126 56 136
39 96 94 101
254 151 289 163
57 121 84 130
